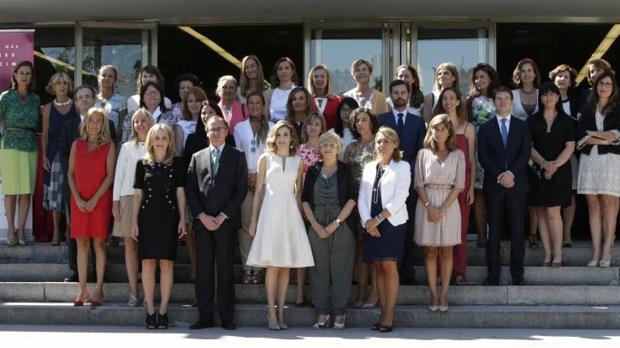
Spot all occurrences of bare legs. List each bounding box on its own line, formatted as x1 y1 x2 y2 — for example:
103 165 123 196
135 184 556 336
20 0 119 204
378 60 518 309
586 195 603 263
4 194 31 243
75 237 106 302
353 241 378 307
600 195 619 264
265 266 290 329
562 195 576 246
142 259 175 315
424 246 453 309
536 206 564 265
528 206 538 247
296 267 306 305
374 260 399 326
124 237 139 298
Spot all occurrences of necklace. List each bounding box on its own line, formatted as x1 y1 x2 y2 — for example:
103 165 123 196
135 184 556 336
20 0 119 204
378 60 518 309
53 99 71 107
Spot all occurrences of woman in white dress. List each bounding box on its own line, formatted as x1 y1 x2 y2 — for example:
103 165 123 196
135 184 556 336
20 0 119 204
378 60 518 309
247 120 314 330
577 71 620 267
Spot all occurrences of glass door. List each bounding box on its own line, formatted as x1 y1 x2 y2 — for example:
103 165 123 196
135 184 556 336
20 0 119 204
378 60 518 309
307 25 386 94
77 22 156 97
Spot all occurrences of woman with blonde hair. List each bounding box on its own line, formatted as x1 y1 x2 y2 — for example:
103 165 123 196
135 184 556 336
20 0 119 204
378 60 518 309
358 126 410 332
68 107 115 307
343 59 388 116
112 109 154 307
42 72 79 245
422 62 467 123
247 120 315 330
95 65 127 138
308 64 341 130
238 55 269 105
414 114 465 312
132 123 186 329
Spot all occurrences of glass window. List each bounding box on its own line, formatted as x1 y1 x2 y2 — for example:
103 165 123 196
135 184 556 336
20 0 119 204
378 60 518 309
416 28 487 95
82 28 149 98
34 27 75 103
310 28 383 93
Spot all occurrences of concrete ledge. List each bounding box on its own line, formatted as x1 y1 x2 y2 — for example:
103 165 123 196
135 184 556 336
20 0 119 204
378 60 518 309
2 282 620 306
2 302 620 329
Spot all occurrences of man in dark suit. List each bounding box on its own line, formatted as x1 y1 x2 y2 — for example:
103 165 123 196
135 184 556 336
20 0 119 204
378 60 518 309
378 79 426 285
187 116 248 330
478 86 532 286
60 85 116 282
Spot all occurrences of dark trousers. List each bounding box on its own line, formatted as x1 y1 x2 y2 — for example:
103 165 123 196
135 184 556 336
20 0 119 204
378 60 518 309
194 220 236 324
485 189 526 282
399 192 417 280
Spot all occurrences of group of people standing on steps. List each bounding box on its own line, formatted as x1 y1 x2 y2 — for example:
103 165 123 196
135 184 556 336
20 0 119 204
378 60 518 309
1 54 618 332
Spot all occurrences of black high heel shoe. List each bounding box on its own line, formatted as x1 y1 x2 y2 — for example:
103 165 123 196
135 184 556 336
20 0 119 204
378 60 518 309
157 313 169 329
146 312 157 329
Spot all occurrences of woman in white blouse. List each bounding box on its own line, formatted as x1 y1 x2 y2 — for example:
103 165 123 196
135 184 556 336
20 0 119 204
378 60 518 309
266 57 298 122
112 108 154 307
234 93 274 284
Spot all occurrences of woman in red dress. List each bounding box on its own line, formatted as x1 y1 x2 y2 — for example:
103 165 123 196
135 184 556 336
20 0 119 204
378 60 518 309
67 107 115 307
433 87 476 284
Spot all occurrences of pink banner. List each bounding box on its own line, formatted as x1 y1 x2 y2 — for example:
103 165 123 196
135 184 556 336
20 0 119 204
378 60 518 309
0 29 34 92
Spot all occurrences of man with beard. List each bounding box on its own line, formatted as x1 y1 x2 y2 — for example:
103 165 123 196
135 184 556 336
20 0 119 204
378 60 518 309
378 79 426 285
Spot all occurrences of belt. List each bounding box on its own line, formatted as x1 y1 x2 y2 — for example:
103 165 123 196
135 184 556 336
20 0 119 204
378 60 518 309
425 184 453 189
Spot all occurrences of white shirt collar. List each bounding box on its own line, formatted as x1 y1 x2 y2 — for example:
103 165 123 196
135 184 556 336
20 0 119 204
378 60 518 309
209 142 226 153
80 114 85 122
392 108 407 123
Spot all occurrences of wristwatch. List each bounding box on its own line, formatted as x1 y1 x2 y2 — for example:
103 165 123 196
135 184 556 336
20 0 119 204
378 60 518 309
335 218 342 225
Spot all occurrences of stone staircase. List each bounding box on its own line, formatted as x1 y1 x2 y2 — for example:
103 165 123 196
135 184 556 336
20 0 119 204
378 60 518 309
1 241 619 329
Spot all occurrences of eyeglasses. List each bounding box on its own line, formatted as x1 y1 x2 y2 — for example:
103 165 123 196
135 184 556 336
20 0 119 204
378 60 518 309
250 139 257 153
208 126 227 133
319 143 338 148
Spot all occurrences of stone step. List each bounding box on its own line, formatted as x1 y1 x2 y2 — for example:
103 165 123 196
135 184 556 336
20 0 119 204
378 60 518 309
2 302 620 329
1 263 618 286
2 282 620 306
2 241 618 266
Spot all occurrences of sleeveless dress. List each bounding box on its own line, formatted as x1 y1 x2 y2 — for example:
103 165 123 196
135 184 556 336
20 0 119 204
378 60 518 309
246 154 315 268
43 103 78 212
454 130 472 277
70 140 113 239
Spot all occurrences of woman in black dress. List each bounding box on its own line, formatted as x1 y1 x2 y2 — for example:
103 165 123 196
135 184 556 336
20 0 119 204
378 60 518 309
358 126 411 332
527 82 575 267
132 124 187 329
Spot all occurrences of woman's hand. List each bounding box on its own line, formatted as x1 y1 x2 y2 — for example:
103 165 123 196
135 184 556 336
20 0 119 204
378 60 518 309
324 221 340 235
367 226 381 238
466 187 475 205
84 197 99 212
364 219 379 232
42 157 50 172
112 201 121 221
177 220 187 239
312 223 329 239
247 173 257 192
131 223 139 242
427 206 442 223
249 220 257 237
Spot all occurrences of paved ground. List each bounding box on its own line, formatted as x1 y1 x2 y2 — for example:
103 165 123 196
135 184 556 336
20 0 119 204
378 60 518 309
2 325 620 348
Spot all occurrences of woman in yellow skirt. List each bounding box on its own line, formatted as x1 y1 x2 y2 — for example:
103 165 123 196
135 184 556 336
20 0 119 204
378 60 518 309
0 61 41 246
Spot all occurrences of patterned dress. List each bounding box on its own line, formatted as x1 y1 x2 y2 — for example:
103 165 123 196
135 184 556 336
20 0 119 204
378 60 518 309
298 143 322 179
0 89 41 195
413 148 466 246
470 96 495 189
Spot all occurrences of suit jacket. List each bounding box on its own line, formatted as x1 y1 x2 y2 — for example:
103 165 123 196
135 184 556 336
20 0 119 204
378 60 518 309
577 104 620 156
358 159 411 226
477 115 531 193
59 117 117 197
378 111 426 165
186 144 248 230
